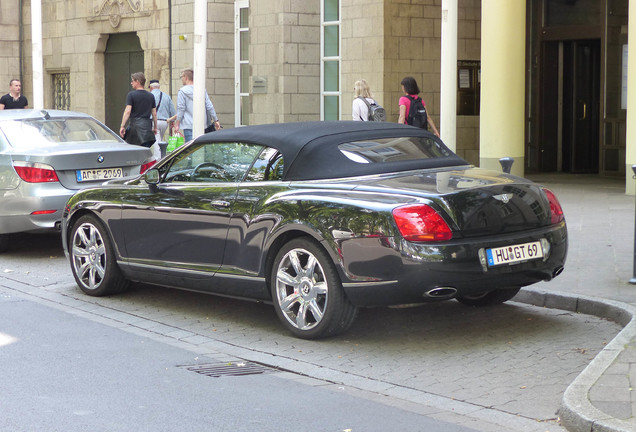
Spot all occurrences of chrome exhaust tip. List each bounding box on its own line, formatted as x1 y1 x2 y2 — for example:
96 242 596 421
553 266 564 277
425 287 458 299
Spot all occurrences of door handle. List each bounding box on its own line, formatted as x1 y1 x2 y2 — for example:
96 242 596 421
208 200 230 208
578 101 587 120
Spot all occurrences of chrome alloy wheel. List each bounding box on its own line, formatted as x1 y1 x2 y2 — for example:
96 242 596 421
274 247 328 331
71 222 107 291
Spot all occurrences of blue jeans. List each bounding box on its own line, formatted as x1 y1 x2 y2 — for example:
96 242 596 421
183 129 193 142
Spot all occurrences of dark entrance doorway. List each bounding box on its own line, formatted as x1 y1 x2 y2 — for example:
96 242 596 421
104 33 144 133
538 39 601 173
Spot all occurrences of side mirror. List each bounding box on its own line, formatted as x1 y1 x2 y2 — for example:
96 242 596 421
144 168 160 185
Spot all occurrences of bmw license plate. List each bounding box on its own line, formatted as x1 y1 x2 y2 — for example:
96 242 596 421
76 167 124 182
486 241 543 267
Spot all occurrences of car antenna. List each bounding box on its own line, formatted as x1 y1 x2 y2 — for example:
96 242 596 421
40 110 50 120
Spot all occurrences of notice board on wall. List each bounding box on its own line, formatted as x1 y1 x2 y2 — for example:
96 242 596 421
457 60 480 116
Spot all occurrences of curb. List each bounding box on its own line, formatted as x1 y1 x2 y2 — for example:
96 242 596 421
517 287 636 432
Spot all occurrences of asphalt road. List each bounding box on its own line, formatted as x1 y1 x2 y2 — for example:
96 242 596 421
0 291 477 432
0 232 622 431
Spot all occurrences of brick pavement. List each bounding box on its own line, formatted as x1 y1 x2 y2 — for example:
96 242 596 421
526 173 636 432
1 173 635 431
0 277 616 431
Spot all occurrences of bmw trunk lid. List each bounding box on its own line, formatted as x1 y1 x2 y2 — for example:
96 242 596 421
10 142 152 190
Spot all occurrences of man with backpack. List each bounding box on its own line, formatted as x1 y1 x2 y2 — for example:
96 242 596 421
398 76 440 137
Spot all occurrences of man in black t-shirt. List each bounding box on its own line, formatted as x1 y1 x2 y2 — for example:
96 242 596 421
119 72 157 147
0 79 28 110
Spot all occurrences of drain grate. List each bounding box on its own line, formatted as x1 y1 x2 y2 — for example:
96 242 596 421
179 361 277 378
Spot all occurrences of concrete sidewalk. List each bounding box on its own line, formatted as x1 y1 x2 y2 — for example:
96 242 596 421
524 173 636 432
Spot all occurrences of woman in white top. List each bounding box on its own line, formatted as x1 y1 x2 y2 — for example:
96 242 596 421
352 79 375 121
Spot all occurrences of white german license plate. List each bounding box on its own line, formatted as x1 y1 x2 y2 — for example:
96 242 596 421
486 241 543 267
76 167 124 182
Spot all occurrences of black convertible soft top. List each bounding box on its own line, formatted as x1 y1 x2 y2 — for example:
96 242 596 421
195 121 468 181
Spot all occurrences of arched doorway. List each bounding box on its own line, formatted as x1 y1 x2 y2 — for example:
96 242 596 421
104 33 144 132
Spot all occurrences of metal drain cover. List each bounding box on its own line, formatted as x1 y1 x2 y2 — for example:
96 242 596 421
179 361 277 378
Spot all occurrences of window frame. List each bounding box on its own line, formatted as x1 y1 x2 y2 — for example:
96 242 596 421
245 146 285 182
52 72 71 111
234 1 250 127
320 0 341 121
161 141 265 184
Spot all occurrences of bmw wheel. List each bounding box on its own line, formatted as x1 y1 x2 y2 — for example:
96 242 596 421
271 238 358 339
456 287 521 306
69 215 129 296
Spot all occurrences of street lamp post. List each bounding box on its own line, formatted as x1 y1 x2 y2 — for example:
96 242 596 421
192 0 207 139
31 0 43 109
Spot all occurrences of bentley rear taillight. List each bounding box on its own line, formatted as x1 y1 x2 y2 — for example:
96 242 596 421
542 188 564 224
392 204 453 242
13 161 59 183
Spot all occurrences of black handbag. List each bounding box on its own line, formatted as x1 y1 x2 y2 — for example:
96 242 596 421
204 124 216 133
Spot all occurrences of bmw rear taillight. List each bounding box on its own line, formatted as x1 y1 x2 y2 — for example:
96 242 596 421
13 161 59 183
140 159 157 174
542 188 564 224
392 204 453 242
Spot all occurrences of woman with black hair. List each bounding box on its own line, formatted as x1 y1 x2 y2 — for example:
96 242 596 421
398 76 439 137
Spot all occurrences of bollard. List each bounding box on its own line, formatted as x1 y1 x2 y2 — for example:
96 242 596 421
630 165 636 284
158 141 168 159
499 157 514 174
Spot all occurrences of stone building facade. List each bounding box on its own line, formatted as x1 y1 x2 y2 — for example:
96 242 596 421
2 0 483 165
0 1 22 98
4 1 629 180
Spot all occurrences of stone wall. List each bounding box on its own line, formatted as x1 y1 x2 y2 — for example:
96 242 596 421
0 0 23 101
172 0 234 124
249 0 321 124
341 0 385 120
457 0 481 165
380 0 481 164
16 0 170 120
16 0 234 125
383 0 441 124
10 0 481 162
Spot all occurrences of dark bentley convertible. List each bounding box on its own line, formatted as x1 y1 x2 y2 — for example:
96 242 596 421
62 121 567 339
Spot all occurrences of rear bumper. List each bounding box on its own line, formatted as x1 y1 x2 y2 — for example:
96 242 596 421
339 222 568 307
0 186 72 234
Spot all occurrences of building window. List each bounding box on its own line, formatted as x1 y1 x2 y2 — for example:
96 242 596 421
52 73 70 110
321 0 340 120
235 1 249 127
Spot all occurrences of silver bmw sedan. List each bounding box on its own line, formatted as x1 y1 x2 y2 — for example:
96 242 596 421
0 109 155 252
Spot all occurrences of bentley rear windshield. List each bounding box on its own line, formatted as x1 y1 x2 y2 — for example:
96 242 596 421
339 136 453 164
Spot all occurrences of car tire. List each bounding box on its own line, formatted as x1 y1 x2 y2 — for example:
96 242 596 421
456 287 521 307
271 237 358 339
0 234 9 253
69 215 129 296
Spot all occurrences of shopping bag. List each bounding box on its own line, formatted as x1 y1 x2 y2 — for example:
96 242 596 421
150 141 162 160
167 133 185 153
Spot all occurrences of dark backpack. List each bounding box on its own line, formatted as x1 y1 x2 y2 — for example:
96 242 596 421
358 97 386 122
406 95 428 129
